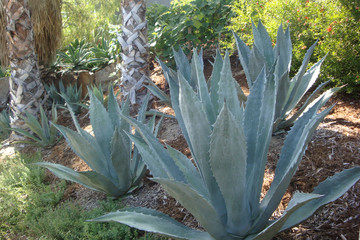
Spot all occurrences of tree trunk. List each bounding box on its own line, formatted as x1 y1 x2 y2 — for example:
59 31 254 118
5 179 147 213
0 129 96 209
118 0 149 108
4 0 46 127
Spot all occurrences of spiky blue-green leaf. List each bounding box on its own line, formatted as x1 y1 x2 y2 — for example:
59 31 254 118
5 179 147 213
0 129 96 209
53 124 108 177
111 128 131 189
179 72 226 221
89 207 211 240
210 104 250 236
248 192 322 240
167 145 207 198
280 167 360 231
154 178 230 240
244 68 276 216
34 162 122 197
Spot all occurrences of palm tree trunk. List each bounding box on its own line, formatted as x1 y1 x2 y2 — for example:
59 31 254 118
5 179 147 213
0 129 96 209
118 0 149 107
4 0 46 127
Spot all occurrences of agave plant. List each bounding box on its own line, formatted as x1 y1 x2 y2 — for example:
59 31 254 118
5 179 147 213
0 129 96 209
235 20 338 132
90 49 360 239
45 80 66 105
11 104 60 148
59 83 84 114
35 88 163 198
58 39 93 70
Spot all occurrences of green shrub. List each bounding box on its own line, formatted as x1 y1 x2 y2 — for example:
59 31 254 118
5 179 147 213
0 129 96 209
0 152 163 239
228 0 360 94
61 0 121 48
0 152 65 238
147 0 234 62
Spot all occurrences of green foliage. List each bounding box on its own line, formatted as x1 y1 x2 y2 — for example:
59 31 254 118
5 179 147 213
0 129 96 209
11 104 61 148
234 21 340 132
26 200 140 240
229 0 360 94
0 67 10 78
0 110 11 140
147 0 234 61
0 152 65 238
36 88 162 198
61 0 121 48
91 45 360 239
0 152 163 239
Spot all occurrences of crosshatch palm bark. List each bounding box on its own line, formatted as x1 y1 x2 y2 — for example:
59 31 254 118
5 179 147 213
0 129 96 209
118 0 149 107
4 0 46 126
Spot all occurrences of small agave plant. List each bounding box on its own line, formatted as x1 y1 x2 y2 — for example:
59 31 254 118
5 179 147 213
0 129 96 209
36 87 162 198
11 104 60 148
90 48 360 238
235 20 340 132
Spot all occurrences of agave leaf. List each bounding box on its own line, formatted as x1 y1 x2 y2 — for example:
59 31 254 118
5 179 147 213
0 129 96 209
154 115 164 137
60 106 105 164
254 101 333 231
34 162 122 197
248 45 266 86
193 50 216 125
274 71 290 121
154 178 230 240
137 93 150 123
178 72 226 221
53 124 108 177
218 51 244 125
39 106 50 140
89 207 211 240
274 24 292 78
145 82 171 107
244 68 276 216
107 85 123 130
110 128 131 190
234 32 252 88
158 59 193 152
190 49 204 91
248 192 322 240
173 47 192 87
166 145 207 198
89 91 115 179
209 49 224 113
280 167 360 231
284 55 327 116
122 116 185 181
284 41 318 107
210 104 250 235
278 83 338 130
11 127 41 142
252 20 274 67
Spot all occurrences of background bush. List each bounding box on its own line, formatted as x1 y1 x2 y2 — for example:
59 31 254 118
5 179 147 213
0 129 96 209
147 0 234 62
228 0 360 94
61 0 121 48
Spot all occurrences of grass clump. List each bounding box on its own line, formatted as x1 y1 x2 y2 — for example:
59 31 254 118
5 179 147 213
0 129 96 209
0 152 65 238
0 152 165 240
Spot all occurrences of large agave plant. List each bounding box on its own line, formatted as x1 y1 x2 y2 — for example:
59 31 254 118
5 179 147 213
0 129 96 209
90 51 360 239
235 20 339 132
36 88 162 198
